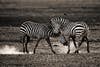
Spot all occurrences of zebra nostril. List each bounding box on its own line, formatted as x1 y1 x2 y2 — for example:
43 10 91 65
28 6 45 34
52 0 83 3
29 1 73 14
57 31 61 34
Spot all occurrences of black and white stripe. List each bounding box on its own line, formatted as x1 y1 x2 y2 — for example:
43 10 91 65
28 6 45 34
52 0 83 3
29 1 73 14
51 17 90 53
51 16 69 30
20 21 61 54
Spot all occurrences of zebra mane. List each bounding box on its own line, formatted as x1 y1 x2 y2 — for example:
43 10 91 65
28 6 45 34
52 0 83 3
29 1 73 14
50 16 69 25
45 22 54 30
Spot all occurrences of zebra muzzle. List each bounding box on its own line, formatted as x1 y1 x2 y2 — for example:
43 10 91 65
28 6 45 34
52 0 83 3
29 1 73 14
62 41 68 46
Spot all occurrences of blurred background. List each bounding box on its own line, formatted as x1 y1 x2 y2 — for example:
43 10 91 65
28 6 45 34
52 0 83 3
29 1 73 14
0 0 100 26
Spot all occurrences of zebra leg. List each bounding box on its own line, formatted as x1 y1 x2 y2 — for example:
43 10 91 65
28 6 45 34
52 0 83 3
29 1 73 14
20 35 25 53
22 35 30 53
34 38 41 54
25 35 30 53
67 37 70 54
45 37 56 54
71 36 79 53
84 36 90 53
22 38 25 53
67 43 70 54
75 38 84 54
75 36 90 53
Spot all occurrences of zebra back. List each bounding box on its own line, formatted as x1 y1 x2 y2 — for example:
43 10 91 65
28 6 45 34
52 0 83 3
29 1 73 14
20 21 49 37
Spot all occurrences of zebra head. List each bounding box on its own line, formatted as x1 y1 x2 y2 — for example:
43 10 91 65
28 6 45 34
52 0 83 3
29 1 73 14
50 20 61 34
51 17 69 31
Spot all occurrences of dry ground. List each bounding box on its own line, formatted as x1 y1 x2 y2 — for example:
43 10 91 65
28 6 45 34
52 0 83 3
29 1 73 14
0 53 100 67
0 23 100 67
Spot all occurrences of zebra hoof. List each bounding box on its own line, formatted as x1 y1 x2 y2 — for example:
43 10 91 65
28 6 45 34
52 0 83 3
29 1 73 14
52 51 56 54
67 50 70 54
87 51 90 53
74 51 79 54
23 51 28 54
34 51 36 54
26 51 29 54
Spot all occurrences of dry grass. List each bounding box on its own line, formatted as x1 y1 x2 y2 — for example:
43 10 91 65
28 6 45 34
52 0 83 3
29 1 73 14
0 23 100 67
0 53 100 67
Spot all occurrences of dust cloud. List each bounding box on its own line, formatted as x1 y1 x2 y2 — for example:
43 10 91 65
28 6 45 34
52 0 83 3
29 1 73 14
0 45 33 54
52 41 76 54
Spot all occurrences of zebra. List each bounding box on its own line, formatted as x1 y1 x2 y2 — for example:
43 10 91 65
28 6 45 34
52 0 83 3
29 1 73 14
20 21 61 54
51 17 90 54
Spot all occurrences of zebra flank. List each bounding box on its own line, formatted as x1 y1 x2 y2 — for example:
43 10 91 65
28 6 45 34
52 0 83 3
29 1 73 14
20 21 61 54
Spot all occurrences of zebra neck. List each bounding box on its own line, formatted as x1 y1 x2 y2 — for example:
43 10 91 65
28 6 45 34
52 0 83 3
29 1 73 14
47 29 53 37
48 29 60 37
46 23 60 37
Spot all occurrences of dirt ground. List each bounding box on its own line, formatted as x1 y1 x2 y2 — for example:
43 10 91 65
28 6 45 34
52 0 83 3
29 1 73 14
0 24 100 67
0 53 100 67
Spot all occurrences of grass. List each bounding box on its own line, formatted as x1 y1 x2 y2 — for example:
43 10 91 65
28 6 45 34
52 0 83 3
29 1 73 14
0 22 100 67
0 53 100 67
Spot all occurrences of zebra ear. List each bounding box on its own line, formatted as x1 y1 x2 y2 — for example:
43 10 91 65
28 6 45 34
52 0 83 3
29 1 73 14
50 17 57 23
50 18 54 23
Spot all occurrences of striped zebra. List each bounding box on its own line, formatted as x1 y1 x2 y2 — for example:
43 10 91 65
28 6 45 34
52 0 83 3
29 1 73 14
51 17 90 53
20 21 61 54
